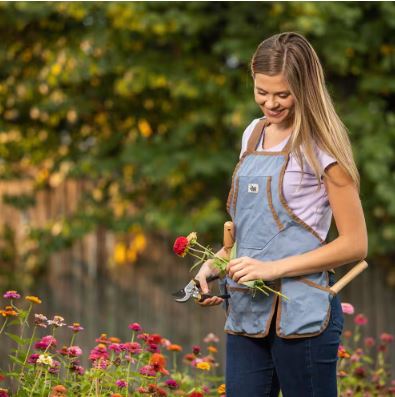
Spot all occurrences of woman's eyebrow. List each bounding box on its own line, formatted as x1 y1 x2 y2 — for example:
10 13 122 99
255 86 290 94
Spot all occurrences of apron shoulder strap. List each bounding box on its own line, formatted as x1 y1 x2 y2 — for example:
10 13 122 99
246 118 269 154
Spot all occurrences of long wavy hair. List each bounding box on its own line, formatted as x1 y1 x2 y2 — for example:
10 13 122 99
250 32 360 191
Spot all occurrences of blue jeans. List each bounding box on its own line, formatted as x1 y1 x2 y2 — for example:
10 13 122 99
225 274 344 397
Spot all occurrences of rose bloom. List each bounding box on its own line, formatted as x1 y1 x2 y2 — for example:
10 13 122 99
354 313 368 326
173 236 189 257
341 302 355 315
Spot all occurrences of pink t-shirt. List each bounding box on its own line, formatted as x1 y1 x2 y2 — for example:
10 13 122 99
239 118 337 240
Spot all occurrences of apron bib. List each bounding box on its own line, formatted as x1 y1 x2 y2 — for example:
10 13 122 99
224 117 335 339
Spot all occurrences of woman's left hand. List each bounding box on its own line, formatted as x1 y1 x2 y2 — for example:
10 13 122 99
226 256 279 284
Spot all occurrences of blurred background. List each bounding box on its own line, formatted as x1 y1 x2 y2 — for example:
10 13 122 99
0 2 394 376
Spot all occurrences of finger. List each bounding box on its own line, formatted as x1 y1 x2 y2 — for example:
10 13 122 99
199 277 209 294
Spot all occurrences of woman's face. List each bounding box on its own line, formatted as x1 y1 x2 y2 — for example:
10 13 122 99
253 73 295 126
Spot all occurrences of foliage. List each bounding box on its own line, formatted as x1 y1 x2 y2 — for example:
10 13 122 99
0 290 224 396
0 2 394 279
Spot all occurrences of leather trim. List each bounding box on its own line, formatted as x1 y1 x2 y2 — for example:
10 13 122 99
266 176 285 232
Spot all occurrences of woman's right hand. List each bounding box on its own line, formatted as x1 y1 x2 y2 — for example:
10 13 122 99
194 259 224 307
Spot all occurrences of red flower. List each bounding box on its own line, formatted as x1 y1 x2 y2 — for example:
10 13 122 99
188 392 204 397
354 313 368 326
173 236 189 257
380 332 394 344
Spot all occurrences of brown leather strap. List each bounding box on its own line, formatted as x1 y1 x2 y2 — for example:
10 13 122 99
246 118 269 153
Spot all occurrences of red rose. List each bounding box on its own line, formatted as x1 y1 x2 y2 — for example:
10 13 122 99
173 236 189 257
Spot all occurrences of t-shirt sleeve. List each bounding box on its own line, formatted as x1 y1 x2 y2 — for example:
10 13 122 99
317 146 337 178
239 118 261 159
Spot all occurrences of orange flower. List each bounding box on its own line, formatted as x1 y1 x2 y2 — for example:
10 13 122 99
150 353 166 368
25 296 42 304
108 336 121 344
167 344 182 352
217 384 226 394
1 306 18 317
50 384 67 397
208 346 218 353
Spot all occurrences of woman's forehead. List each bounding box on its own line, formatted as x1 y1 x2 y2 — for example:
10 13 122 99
254 73 290 92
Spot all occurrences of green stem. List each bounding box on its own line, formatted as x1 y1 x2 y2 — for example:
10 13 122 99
125 331 135 397
17 325 37 393
0 317 8 335
172 351 177 372
41 370 48 397
29 367 43 397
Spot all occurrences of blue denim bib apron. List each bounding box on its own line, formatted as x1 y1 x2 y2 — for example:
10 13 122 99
224 117 336 339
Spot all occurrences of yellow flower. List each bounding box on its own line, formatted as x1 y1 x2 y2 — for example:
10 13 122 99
208 346 218 353
196 362 211 371
217 384 226 394
37 353 54 366
25 296 42 304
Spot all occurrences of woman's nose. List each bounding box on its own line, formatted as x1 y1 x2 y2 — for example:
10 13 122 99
266 96 278 109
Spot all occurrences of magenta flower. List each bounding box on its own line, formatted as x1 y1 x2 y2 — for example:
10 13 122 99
380 333 394 344
109 343 122 353
165 379 179 389
192 345 201 355
128 342 143 354
116 379 127 388
128 322 142 332
354 313 368 326
89 345 109 361
34 335 57 350
139 365 156 377
49 360 61 374
341 302 355 315
68 322 84 333
0 390 9 397
27 354 40 364
146 343 159 353
67 346 83 357
3 291 20 300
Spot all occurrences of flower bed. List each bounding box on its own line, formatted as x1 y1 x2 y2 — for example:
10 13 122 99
0 290 225 396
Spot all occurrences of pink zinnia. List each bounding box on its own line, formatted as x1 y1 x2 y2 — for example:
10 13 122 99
116 379 127 388
67 346 83 357
68 322 84 332
109 343 122 353
341 302 355 315
0 390 9 397
128 322 142 332
354 313 368 326
192 345 201 355
380 333 394 344
127 342 142 355
364 337 375 348
34 335 57 350
3 290 20 300
27 354 40 364
139 365 156 377
165 379 178 389
203 332 219 343
147 343 159 353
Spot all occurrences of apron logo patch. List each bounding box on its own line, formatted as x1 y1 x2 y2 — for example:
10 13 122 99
248 183 259 193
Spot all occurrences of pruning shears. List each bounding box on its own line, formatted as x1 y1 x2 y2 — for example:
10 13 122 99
172 222 234 303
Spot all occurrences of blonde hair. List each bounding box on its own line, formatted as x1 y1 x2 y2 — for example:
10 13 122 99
250 32 360 191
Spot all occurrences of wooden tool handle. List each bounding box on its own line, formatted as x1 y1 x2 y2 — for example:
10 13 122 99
223 221 235 258
330 260 368 294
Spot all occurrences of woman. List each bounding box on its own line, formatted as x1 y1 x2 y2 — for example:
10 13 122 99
195 32 368 397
